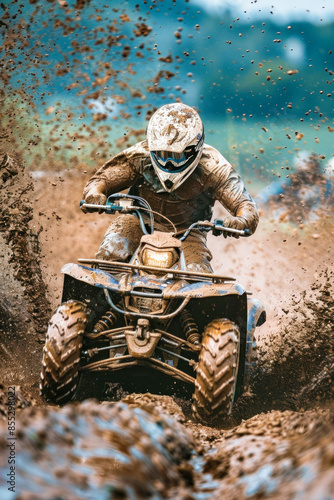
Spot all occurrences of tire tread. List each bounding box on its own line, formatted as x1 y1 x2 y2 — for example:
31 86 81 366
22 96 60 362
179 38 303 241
192 318 239 423
40 300 88 404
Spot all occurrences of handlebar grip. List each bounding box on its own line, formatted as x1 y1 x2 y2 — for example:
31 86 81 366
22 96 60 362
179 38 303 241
80 201 121 214
212 219 251 237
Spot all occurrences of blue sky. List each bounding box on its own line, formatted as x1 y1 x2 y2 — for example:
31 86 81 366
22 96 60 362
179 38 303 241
192 0 334 23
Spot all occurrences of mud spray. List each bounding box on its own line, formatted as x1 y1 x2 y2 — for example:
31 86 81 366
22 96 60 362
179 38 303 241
0 155 333 499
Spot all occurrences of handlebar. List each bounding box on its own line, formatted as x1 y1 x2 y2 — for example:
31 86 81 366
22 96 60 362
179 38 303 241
80 200 127 214
80 200 120 213
80 196 251 238
81 194 155 235
180 220 250 240
213 223 250 237
210 219 250 237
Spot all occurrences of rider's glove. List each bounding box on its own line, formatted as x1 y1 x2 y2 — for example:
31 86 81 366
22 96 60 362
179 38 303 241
81 189 106 213
222 215 247 238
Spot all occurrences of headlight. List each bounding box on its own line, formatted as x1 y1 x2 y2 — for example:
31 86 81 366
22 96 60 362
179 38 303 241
142 248 178 269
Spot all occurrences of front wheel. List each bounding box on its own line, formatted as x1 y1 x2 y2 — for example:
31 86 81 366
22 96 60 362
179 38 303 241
192 319 239 423
40 300 89 404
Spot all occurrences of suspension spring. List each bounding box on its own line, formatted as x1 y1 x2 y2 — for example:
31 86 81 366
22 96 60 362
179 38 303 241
93 310 118 333
180 310 201 345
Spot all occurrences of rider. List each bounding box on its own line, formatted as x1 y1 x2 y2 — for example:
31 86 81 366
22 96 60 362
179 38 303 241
82 102 259 273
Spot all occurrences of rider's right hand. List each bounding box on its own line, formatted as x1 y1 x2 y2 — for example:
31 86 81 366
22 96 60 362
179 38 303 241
221 215 247 238
81 191 107 213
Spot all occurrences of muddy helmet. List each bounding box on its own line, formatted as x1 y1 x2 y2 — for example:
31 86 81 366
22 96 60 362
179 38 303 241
147 102 204 192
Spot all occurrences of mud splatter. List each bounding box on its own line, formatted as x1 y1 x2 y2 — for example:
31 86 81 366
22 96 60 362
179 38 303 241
0 154 52 400
257 155 333 225
133 23 152 37
0 154 51 336
254 268 334 410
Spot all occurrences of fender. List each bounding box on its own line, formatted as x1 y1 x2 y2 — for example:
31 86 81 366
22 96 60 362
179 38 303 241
246 297 266 354
243 298 266 391
164 281 246 299
61 263 120 292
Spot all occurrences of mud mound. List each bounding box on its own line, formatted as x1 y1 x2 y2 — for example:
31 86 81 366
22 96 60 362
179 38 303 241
0 400 194 499
203 406 334 500
121 392 188 423
254 269 334 410
1 394 333 500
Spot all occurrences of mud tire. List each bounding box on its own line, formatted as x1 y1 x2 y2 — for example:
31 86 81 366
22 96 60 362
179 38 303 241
192 319 239 423
40 300 89 404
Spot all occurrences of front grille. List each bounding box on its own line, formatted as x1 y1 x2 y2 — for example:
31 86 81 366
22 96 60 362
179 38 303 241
130 295 163 313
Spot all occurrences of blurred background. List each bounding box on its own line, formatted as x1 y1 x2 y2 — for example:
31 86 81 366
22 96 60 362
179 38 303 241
1 0 333 192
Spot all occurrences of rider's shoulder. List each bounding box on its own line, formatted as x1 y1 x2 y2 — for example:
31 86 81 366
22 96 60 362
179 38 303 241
199 144 233 177
119 140 150 172
122 139 150 159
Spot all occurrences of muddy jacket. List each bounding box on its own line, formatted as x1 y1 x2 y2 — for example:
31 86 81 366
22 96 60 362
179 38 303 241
83 140 259 232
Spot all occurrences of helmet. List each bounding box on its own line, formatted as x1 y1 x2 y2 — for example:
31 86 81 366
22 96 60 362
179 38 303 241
147 102 204 192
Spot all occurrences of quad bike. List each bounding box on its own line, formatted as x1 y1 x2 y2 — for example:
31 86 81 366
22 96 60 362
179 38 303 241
40 194 266 422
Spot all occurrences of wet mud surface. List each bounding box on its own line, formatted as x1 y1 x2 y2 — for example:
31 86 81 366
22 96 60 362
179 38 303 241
0 400 195 500
0 156 333 499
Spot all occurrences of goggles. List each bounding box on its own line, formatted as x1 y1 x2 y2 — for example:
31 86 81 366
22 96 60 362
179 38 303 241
151 147 196 173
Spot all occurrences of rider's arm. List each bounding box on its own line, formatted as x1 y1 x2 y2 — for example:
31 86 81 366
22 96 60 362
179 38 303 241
203 146 259 235
83 141 148 202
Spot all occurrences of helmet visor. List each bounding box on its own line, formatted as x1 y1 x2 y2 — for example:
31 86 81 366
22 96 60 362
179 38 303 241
151 147 196 173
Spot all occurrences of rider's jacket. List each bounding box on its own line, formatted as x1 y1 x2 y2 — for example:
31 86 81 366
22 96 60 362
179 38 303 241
83 140 259 232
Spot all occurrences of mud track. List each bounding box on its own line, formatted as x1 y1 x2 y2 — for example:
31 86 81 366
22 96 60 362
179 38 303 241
0 155 333 499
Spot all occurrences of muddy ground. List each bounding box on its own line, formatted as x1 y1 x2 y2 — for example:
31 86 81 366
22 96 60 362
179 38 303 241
0 154 333 499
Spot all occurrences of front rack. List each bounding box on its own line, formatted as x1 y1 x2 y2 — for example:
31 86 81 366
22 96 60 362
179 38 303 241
78 258 236 284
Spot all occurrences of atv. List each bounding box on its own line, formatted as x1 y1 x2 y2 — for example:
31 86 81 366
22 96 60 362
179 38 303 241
40 193 266 422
